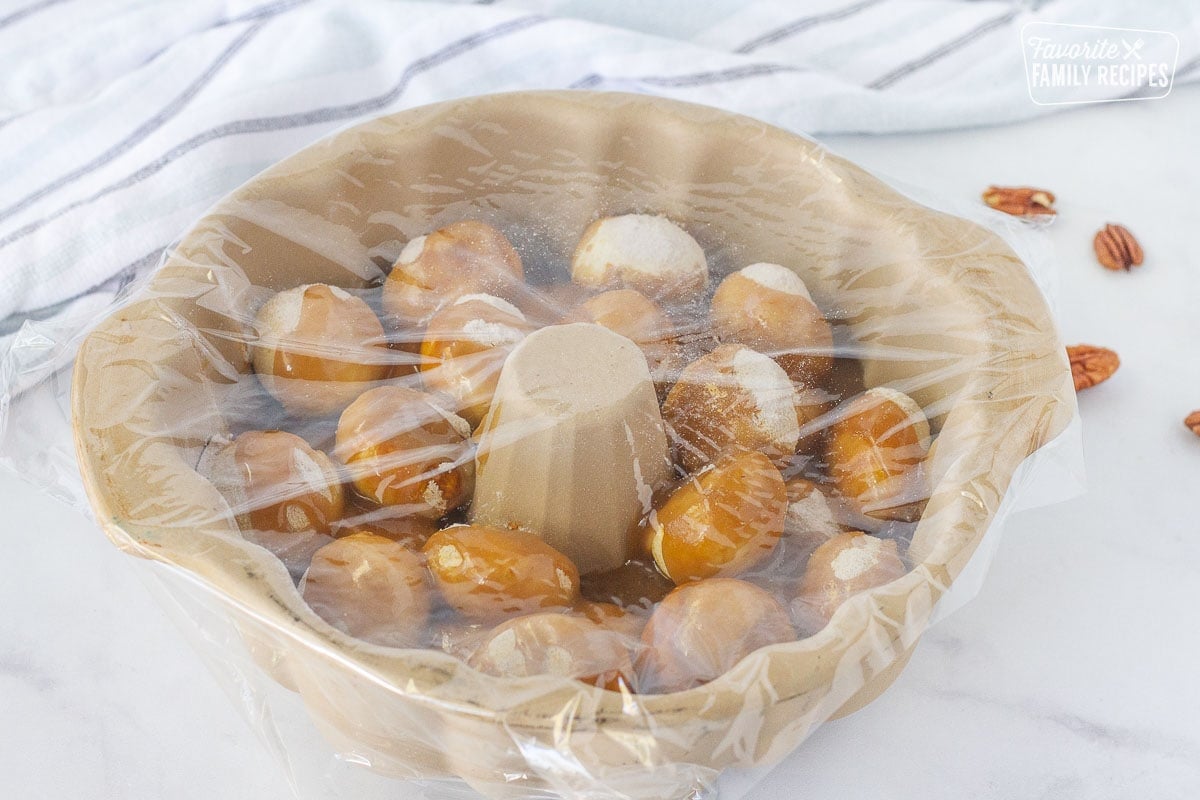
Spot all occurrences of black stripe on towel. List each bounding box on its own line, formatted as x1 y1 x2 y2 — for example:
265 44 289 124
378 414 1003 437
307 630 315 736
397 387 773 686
635 62 806 88
0 0 70 32
867 10 1018 90
578 62 806 90
1173 53 1199 80
0 17 271 225
0 15 549 253
0 247 161 337
0 0 306 133
735 0 884 55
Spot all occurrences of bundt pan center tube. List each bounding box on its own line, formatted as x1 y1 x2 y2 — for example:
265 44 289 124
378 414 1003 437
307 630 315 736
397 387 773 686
71 90 1075 797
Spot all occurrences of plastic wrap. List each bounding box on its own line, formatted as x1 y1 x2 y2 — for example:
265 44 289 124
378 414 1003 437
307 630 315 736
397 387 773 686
0 91 1081 800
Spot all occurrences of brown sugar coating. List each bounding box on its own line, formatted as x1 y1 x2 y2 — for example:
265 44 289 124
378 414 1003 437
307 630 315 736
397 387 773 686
252 284 389 416
580 559 675 613
710 263 833 385
645 450 786 584
794 531 907 631
335 386 473 518
793 380 836 455
423 525 581 621
826 387 930 521
638 578 795 694
651 324 720 401
468 611 636 691
419 294 533 428
662 343 800 472
301 532 430 647
382 220 524 326
822 357 867 402
331 493 438 549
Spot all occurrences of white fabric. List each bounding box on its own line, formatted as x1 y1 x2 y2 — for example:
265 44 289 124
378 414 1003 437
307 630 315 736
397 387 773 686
0 0 1197 347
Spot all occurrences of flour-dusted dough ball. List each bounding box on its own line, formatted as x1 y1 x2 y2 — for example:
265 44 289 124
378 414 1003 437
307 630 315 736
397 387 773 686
198 429 345 579
646 449 786 584
335 386 474 518
420 294 533 428
794 531 906 631
662 343 800 472
422 525 581 622
571 214 708 302
638 578 795 694
711 262 833 384
382 220 525 326
200 430 344 536
301 532 430 647
826 387 931 521
252 283 389 417
468 611 635 691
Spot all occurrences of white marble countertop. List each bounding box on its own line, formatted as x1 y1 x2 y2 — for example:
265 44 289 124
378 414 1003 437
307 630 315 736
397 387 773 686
2 85 1198 799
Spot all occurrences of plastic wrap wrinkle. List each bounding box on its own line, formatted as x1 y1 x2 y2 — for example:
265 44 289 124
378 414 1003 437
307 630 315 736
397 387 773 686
0 91 1083 800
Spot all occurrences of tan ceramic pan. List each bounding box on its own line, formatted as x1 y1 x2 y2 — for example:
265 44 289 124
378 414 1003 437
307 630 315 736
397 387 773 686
71 91 1075 798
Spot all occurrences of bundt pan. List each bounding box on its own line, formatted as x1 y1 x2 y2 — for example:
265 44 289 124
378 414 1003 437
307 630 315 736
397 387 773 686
71 91 1075 799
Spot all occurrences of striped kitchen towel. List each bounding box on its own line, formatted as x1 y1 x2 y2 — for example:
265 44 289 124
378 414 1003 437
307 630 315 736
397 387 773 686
0 0 1197 377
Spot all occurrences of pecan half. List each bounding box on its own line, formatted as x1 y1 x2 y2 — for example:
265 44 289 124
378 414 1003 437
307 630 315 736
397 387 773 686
1094 223 1143 271
1067 344 1119 391
1185 411 1200 437
982 186 1056 217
